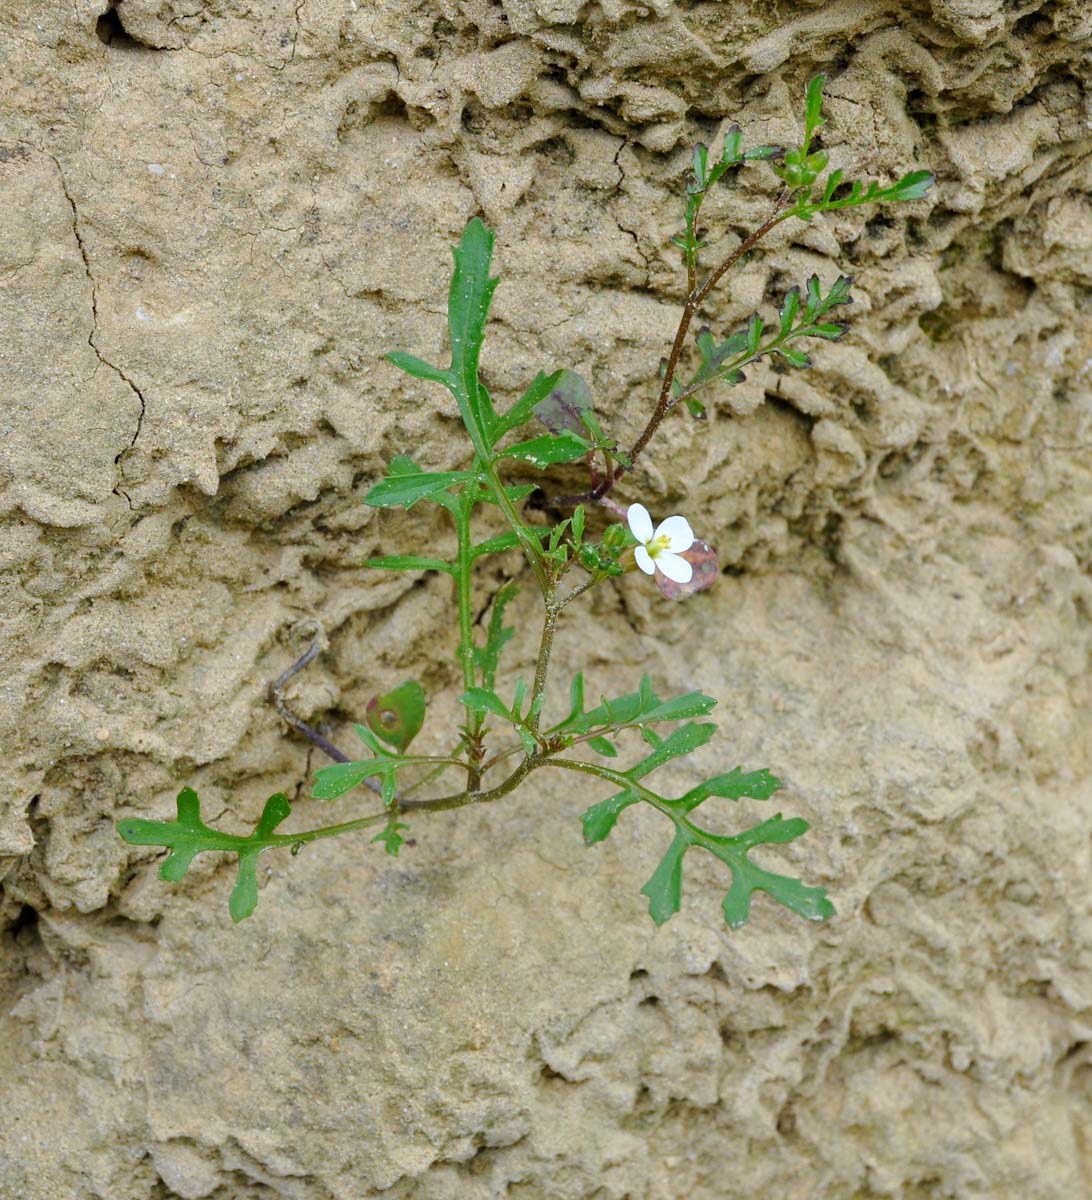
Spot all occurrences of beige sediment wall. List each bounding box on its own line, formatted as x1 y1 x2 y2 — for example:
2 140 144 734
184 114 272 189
1 2 1090 1197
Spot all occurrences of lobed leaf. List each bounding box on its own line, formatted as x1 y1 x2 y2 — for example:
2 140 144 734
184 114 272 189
117 788 293 923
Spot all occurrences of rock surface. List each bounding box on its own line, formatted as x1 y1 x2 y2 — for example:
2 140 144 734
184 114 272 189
1 1 1090 1197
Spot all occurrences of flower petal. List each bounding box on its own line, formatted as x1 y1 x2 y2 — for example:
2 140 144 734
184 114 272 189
627 503 653 545
634 545 656 575
654 515 694 553
656 551 693 583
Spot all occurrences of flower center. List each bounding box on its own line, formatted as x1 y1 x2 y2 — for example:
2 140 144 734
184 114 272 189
647 534 672 559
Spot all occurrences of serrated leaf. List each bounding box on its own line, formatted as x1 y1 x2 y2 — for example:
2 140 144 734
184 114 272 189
722 867 834 928
365 455 471 509
366 680 426 752
497 430 590 468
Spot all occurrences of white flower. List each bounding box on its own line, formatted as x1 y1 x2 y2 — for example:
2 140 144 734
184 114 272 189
627 503 695 584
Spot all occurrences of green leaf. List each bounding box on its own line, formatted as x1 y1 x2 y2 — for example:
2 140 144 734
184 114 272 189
892 169 934 201
677 766 782 814
581 789 640 845
742 144 781 161
366 554 453 573
386 351 452 388
366 680 427 752
745 313 763 355
803 74 827 144
496 369 564 438
372 822 409 857
497 430 590 469
777 346 811 369
640 829 688 925
626 722 716 780
711 814 834 928
779 287 801 336
459 687 513 721
365 455 471 509
695 327 749 383
555 676 716 735
633 806 833 931
721 125 742 164
479 479 537 507
472 527 551 558
447 217 500 455
117 788 293 924
473 581 518 690
691 142 709 189
587 735 618 757
312 726 404 802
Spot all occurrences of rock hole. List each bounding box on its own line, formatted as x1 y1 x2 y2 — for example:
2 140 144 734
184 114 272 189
96 5 143 50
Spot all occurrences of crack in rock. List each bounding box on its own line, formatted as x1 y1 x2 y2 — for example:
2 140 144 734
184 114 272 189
49 153 147 472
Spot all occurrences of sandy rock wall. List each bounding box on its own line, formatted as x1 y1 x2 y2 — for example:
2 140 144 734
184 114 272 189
1 1 1090 1197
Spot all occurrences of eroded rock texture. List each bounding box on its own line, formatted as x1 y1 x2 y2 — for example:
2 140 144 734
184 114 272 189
1 1 1089 1197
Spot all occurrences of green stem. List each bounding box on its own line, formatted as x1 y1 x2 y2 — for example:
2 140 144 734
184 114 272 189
482 458 549 590
543 757 689 829
454 498 476 693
